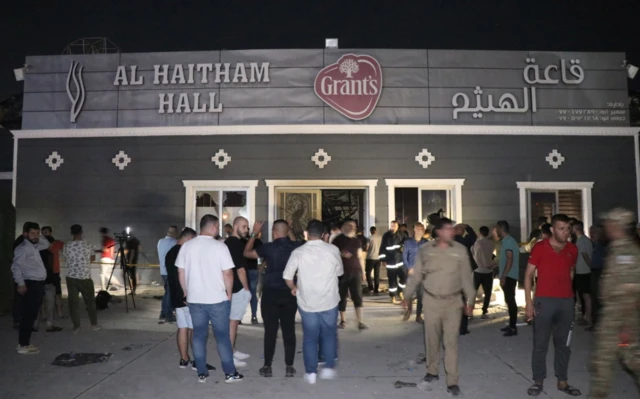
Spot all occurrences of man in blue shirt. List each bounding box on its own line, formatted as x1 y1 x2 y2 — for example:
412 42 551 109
157 226 178 323
402 222 428 323
497 220 521 337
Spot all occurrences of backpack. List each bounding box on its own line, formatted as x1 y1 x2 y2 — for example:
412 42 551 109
95 290 112 310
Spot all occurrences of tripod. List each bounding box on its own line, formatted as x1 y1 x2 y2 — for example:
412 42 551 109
106 240 136 312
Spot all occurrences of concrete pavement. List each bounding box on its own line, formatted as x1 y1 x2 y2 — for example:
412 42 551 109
0 288 637 399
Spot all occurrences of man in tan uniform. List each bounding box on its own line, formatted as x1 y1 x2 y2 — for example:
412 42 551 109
589 208 640 398
404 217 475 397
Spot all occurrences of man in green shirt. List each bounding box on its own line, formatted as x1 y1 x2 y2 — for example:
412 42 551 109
497 220 520 337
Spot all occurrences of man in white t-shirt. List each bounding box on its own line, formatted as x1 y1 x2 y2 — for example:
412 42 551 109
176 214 243 384
283 219 344 384
572 221 594 326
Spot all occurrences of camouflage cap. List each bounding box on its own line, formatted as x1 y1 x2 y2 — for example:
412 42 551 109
600 208 636 226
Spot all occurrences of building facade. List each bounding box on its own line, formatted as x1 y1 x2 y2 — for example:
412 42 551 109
10 48 639 281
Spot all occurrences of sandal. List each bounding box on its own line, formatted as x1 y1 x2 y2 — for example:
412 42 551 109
338 321 346 329
527 384 543 396
558 385 581 396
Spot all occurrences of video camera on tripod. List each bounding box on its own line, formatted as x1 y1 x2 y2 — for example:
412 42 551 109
96 226 137 312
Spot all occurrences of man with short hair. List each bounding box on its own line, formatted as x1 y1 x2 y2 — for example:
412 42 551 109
99 227 119 291
524 214 581 397
63 224 99 333
380 221 406 304
176 215 242 384
333 219 367 330
454 223 477 335
572 221 593 326
158 225 178 324
471 226 497 319
329 224 341 244
12 222 50 354
34 239 62 333
224 223 233 239
125 234 141 295
245 219 301 378
402 222 428 323
224 217 254 368
284 219 343 384
497 221 520 337
365 226 382 295
41 226 64 318
166 227 215 372
404 218 475 397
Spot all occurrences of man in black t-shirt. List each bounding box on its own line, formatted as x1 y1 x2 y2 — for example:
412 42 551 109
225 217 253 368
245 235 262 324
166 228 216 372
125 235 140 294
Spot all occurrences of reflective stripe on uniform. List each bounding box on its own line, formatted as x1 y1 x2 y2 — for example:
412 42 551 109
385 245 401 250
386 262 404 269
378 254 386 259
398 283 406 288
388 287 398 292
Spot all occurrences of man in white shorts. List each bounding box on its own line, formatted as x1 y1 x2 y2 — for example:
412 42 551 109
225 217 254 368
165 227 215 372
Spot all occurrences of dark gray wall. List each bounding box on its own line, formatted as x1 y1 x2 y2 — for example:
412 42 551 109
0 128 12 171
21 49 629 129
15 134 636 262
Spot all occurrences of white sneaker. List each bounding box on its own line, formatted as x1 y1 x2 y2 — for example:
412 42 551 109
234 359 247 368
319 368 337 380
17 345 40 355
234 351 250 360
304 373 317 384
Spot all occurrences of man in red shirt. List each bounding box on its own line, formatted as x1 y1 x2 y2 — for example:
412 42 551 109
524 214 581 397
99 228 120 291
42 226 65 318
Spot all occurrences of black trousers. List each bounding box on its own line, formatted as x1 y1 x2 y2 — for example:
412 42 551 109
339 274 363 311
126 266 137 291
503 277 518 328
590 268 603 326
460 295 469 334
12 283 22 324
365 259 381 293
473 272 494 314
19 280 45 346
261 289 298 367
387 266 407 297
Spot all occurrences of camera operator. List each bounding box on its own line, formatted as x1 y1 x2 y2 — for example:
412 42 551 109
99 228 121 291
125 234 141 295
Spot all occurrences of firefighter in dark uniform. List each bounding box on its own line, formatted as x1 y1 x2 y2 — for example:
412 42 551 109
380 220 406 304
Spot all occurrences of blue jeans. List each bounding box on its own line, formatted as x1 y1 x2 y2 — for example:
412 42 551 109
160 275 173 320
247 269 259 318
189 301 236 375
299 306 339 374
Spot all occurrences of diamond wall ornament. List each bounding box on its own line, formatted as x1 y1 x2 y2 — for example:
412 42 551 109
112 150 132 170
415 148 436 169
211 149 231 169
45 151 64 171
311 148 331 169
545 149 565 169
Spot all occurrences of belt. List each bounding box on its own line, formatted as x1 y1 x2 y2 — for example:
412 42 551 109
424 288 461 300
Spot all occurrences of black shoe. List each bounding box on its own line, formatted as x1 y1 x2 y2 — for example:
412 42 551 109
198 373 209 383
191 362 216 371
447 385 462 397
225 372 244 383
499 325 510 332
423 373 439 383
251 317 258 325
285 366 296 377
503 327 518 337
259 365 273 377
459 330 470 335
179 357 190 369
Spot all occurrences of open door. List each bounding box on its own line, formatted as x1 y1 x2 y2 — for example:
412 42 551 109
276 189 322 238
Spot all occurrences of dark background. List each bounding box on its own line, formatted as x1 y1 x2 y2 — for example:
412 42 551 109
2 0 640 99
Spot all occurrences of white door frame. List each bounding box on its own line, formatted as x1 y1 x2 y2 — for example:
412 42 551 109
516 181 594 241
182 180 259 230
264 179 378 242
384 179 465 226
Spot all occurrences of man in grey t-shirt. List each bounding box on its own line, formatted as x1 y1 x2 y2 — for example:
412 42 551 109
365 226 382 295
573 221 593 325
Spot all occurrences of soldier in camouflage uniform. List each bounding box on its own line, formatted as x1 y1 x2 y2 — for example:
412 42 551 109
589 208 640 398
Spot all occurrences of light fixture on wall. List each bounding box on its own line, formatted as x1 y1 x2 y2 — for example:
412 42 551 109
13 64 32 82
325 38 338 49
624 60 638 79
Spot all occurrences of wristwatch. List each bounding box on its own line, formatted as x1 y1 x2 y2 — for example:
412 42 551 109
250 233 256 238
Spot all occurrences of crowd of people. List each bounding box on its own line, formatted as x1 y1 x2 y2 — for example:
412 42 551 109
9 207 640 398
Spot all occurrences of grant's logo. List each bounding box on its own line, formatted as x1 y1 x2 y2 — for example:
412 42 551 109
314 54 382 120
66 61 86 123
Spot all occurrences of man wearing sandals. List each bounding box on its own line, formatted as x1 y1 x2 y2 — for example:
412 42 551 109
589 208 640 398
524 214 581 397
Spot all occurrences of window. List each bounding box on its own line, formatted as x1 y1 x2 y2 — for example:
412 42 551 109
183 180 258 231
385 179 464 233
517 182 593 240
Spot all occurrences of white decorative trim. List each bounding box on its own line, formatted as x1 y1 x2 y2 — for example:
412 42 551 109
311 149 331 169
211 149 231 169
45 151 64 171
415 148 436 169
0 172 11 180
264 179 378 242
11 125 640 139
182 180 259 230
516 181 594 241
12 138 17 206
112 150 131 170
545 149 565 169
384 179 465 226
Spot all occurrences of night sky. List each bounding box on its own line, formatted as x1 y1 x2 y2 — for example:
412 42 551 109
2 0 640 98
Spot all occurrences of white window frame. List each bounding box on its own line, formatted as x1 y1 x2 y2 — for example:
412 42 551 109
265 179 378 242
182 180 259 230
517 181 594 241
384 179 465 226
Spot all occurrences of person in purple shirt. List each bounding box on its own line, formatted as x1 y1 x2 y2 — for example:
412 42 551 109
402 222 428 324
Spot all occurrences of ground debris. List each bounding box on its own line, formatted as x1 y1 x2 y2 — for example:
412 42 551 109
393 381 417 388
122 343 151 351
52 352 112 367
